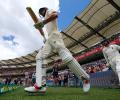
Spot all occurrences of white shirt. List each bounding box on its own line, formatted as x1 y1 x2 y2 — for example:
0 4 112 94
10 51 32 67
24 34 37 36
102 44 120 63
45 9 58 35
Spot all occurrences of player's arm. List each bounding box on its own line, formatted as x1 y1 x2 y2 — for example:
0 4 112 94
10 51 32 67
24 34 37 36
43 11 58 24
34 11 58 29
102 49 110 66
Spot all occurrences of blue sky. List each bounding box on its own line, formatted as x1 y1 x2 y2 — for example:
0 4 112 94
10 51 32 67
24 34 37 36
58 0 91 30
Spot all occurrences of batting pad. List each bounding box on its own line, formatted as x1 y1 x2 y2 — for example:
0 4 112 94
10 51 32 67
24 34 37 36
67 58 90 80
58 48 89 80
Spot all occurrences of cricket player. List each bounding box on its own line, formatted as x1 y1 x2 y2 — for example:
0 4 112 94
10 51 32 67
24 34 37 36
24 7 90 93
102 41 120 85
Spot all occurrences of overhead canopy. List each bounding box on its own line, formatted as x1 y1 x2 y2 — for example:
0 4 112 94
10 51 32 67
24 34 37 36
0 0 120 68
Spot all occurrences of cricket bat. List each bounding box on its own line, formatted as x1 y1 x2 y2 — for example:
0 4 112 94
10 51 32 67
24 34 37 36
26 7 46 41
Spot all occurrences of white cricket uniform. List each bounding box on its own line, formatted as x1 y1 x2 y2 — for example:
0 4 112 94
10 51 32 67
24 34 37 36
35 9 89 87
102 44 120 83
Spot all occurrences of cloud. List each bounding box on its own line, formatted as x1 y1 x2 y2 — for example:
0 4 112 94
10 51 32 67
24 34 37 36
2 34 19 47
2 35 15 41
0 0 60 60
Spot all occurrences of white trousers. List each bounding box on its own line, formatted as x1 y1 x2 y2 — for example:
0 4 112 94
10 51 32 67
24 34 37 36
110 57 120 84
35 32 89 87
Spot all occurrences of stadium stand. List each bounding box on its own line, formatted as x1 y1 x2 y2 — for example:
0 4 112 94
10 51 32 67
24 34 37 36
0 0 120 89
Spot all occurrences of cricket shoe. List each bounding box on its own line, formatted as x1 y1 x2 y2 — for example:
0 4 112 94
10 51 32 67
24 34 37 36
24 83 47 93
83 80 90 93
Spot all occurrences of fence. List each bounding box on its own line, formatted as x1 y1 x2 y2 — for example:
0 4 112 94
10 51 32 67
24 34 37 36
90 70 118 87
46 71 118 88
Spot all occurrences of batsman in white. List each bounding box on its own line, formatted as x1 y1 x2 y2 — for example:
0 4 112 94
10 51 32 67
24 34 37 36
24 7 90 93
102 41 120 86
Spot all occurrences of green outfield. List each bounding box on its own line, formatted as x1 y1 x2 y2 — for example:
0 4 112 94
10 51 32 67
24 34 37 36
0 87 120 100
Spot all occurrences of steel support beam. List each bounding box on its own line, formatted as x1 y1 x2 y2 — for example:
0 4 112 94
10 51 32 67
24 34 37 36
61 31 89 49
107 0 120 12
75 16 106 40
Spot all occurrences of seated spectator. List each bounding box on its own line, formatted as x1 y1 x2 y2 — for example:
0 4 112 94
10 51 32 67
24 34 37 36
52 62 59 86
63 73 68 87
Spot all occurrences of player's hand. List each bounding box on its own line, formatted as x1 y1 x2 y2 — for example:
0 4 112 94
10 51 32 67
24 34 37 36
34 21 44 29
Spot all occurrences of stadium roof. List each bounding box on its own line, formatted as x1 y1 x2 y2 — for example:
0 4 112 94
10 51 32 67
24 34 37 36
0 0 120 68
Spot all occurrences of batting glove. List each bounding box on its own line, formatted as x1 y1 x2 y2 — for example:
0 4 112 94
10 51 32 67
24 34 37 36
34 21 44 29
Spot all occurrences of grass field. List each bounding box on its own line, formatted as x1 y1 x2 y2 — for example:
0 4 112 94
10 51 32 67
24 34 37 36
0 87 120 100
